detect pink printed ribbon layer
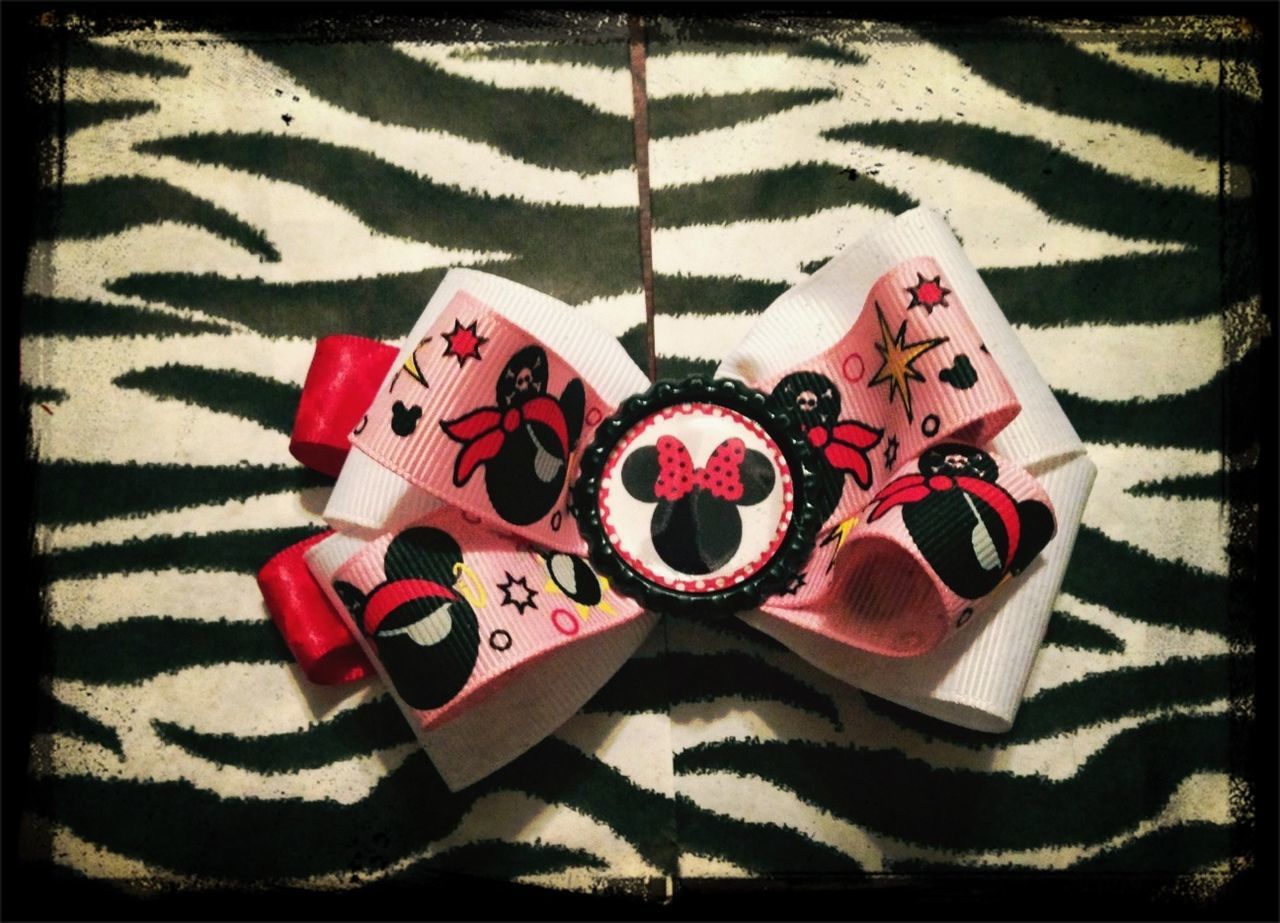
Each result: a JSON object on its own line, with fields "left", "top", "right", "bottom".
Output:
{"left": 349, "top": 293, "right": 615, "bottom": 554}
{"left": 760, "top": 444, "right": 1054, "bottom": 657}
{"left": 261, "top": 228, "right": 1067, "bottom": 788}
{"left": 731, "top": 255, "right": 1056, "bottom": 656}
{"left": 311, "top": 507, "right": 651, "bottom": 732}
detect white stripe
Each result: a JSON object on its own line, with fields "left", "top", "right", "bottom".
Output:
{"left": 668, "top": 607, "right": 1231, "bottom": 780}
{"left": 26, "top": 195, "right": 491, "bottom": 307}
{"left": 678, "top": 768, "right": 1233, "bottom": 871}
{"left": 47, "top": 571, "right": 269, "bottom": 628}
{"left": 28, "top": 819, "right": 196, "bottom": 886}
{"left": 1080, "top": 443, "right": 1227, "bottom": 577}
{"left": 68, "top": 36, "right": 637, "bottom": 206}
{"left": 21, "top": 333, "right": 311, "bottom": 467}
{"left": 42, "top": 667, "right": 404, "bottom": 804}
{"left": 51, "top": 663, "right": 378, "bottom": 738}
{"left": 678, "top": 853, "right": 753, "bottom": 879}
{"left": 648, "top": 37, "right": 1225, "bottom": 196}
{"left": 1025, "top": 592, "right": 1233, "bottom": 697}
{"left": 555, "top": 712, "right": 675, "bottom": 797}
{"left": 38, "top": 488, "right": 329, "bottom": 553}
{"left": 1046, "top": 29, "right": 1226, "bottom": 92}
{"left": 32, "top": 730, "right": 417, "bottom": 806}
{"left": 1019, "top": 315, "right": 1226, "bottom": 401}
{"left": 396, "top": 42, "right": 635, "bottom": 116}
{"left": 285, "top": 792, "right": 655, "bottom": 888}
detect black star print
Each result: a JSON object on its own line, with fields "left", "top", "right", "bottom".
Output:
{"left": 778, "top": 571, "right": 806, "bottom": 597}
{"left": 883, "top": 435, "right": 900, "bottom": 469}
{"left": 905, "top": 273, "right": 951, "bottom": 314}
{"left": 497, "top": 572, "right": 538, "bottom": 615}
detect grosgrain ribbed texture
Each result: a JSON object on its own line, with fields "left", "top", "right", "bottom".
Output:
{"left": 325, "top": 448, "right": 442, "bottom": 536}
{"left": 304, "top": 531, "right": 368, "bottom": 583}
{"left": 323, "top": 269, "right": 649, "bottom": 536}
{"left": 727, "top": 207, "right": 1093, "bottom": 731}
{"left": 321, "top": 275, "right": 450, "bottom": 532}
{"left": 744, "top": 447, "right": 1095, "bottom": 731}
{"left": 443, "top": 269, "right": 650, "bottom": 406}
{"left": 718, "top": 207, "right": 1084, "bottom": 470}
{"left": 304, "top": 512, "right": 660, "bottom": 791}
{"left": 419, "top": 613, "right": 659, "bottom": 790}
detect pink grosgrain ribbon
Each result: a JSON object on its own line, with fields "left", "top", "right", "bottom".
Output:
{"left": 258, "top": 258, "right": 1057, "bottom": 789}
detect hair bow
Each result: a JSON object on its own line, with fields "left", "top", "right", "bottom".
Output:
{"left": 257, "top": 209, "right": 1091, "bottom": 790}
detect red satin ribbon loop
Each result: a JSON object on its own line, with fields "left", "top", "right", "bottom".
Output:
{"left": 290, "top": 335, "right": 399, "bottom": 477}
{"left": 257, "top": 530, "right": 373, "bottom": 684}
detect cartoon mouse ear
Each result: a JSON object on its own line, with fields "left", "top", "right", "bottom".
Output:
{"left": 1009, "top": 500, "right": 1056, "bottom": 576}
{"left": 918, "top": 443, "right": 999, "bottom": 481}
{"left": 333, "top": 580, "right": 368, "bottom": 623}
{"left": 737, "top": 449, "right": 777, "bottom": 506}
{"left": 620, "top": 445, "right": 661, "bottom": 502}
{"left": 560, "top": 378, "right": 586, "bottom": 448}
{"left": 384, "top": 527, "right": 464, "bottom": 584}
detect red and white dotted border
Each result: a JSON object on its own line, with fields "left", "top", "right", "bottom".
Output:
{"left": 597, "top": 402, "right": 795, "bottom": 593}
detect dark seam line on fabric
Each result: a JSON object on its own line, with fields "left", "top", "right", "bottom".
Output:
{"left": 627, "top": 18, "right": 677, "bottom": 880}
{"left": 628, "top": 14, "right": 658, "bottom": 383}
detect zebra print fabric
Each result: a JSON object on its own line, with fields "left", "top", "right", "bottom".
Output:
{"left": 16, "top": 12, "right": 1264, "bottom": 900}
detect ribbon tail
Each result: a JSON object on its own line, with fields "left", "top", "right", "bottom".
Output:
{"left": 440, "top": 407, "right": 503, "bottom": 442}
{"left": 824, "top": 442, "right": 873, "bottom": 490}
{"left": 866, "top": 474, "right": 929, "bottom": 521}
{"left": 453, "top": 429, "right": 507, "bottom": 486}
{"left": 831, "top": 420, "right": 883, "bottom": 450}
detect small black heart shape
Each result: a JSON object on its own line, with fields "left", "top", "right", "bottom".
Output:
{"left": 939, "top": 354, "right": 978, "bottom": 390}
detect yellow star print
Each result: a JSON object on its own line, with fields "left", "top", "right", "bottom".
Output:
{"left": 867, "top": 302, "right": 948, "bottom": 423}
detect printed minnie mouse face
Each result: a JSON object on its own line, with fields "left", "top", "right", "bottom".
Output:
{"left": 621, "top": 436, "right": 776, "bottom": 575}
{"left": 873, "top": 443, "right": 1054, "bottom": 600}
{"left": 771, "top": 371, "right": 841, "bottom": 430}
{"left": 597, "top": 402, "right": 795, "bottom": 593}
{"left": 768, "top": 371, "right": 882, "bottom": 524}
{"left": 333, "top": 527, "right": 480, "bottom": 711}
{"left": 441, "top": 345, "right": 586, "bottom": 527}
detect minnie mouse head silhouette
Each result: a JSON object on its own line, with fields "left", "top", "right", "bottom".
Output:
{"left": 769, "top": 371, "right": 882, "bottom": 524}
{"left": 868, "top": 443, "right": 1055, "bottom": 599}
{"left": 441, "top": 345, "right": 586, "bottom": 526}
{"left": 620, "top": 435, "right": 776, "bottom": 575}
{"left": 333, "top": 527, "right": 480, "bottom": 711}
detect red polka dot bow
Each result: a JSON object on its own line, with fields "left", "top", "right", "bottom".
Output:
{"left": 653, "top": 436, "right": 747, "bottom": 502}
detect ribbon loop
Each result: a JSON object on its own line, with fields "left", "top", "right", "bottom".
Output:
{"left": 761, "top": 442, "right": 1055, "bottom": 657}
{"left": 289, "top": 335, "right": 399, "bottom": 477}
{"left": 345, "top": 287, "right": 643, "bottom": 552}
{"left": 257, "top": 530, "right": 373, "bottom": 685}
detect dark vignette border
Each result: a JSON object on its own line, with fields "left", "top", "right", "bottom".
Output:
{"left": 1, "top": 2, "right": 1274, "bottom": 921}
